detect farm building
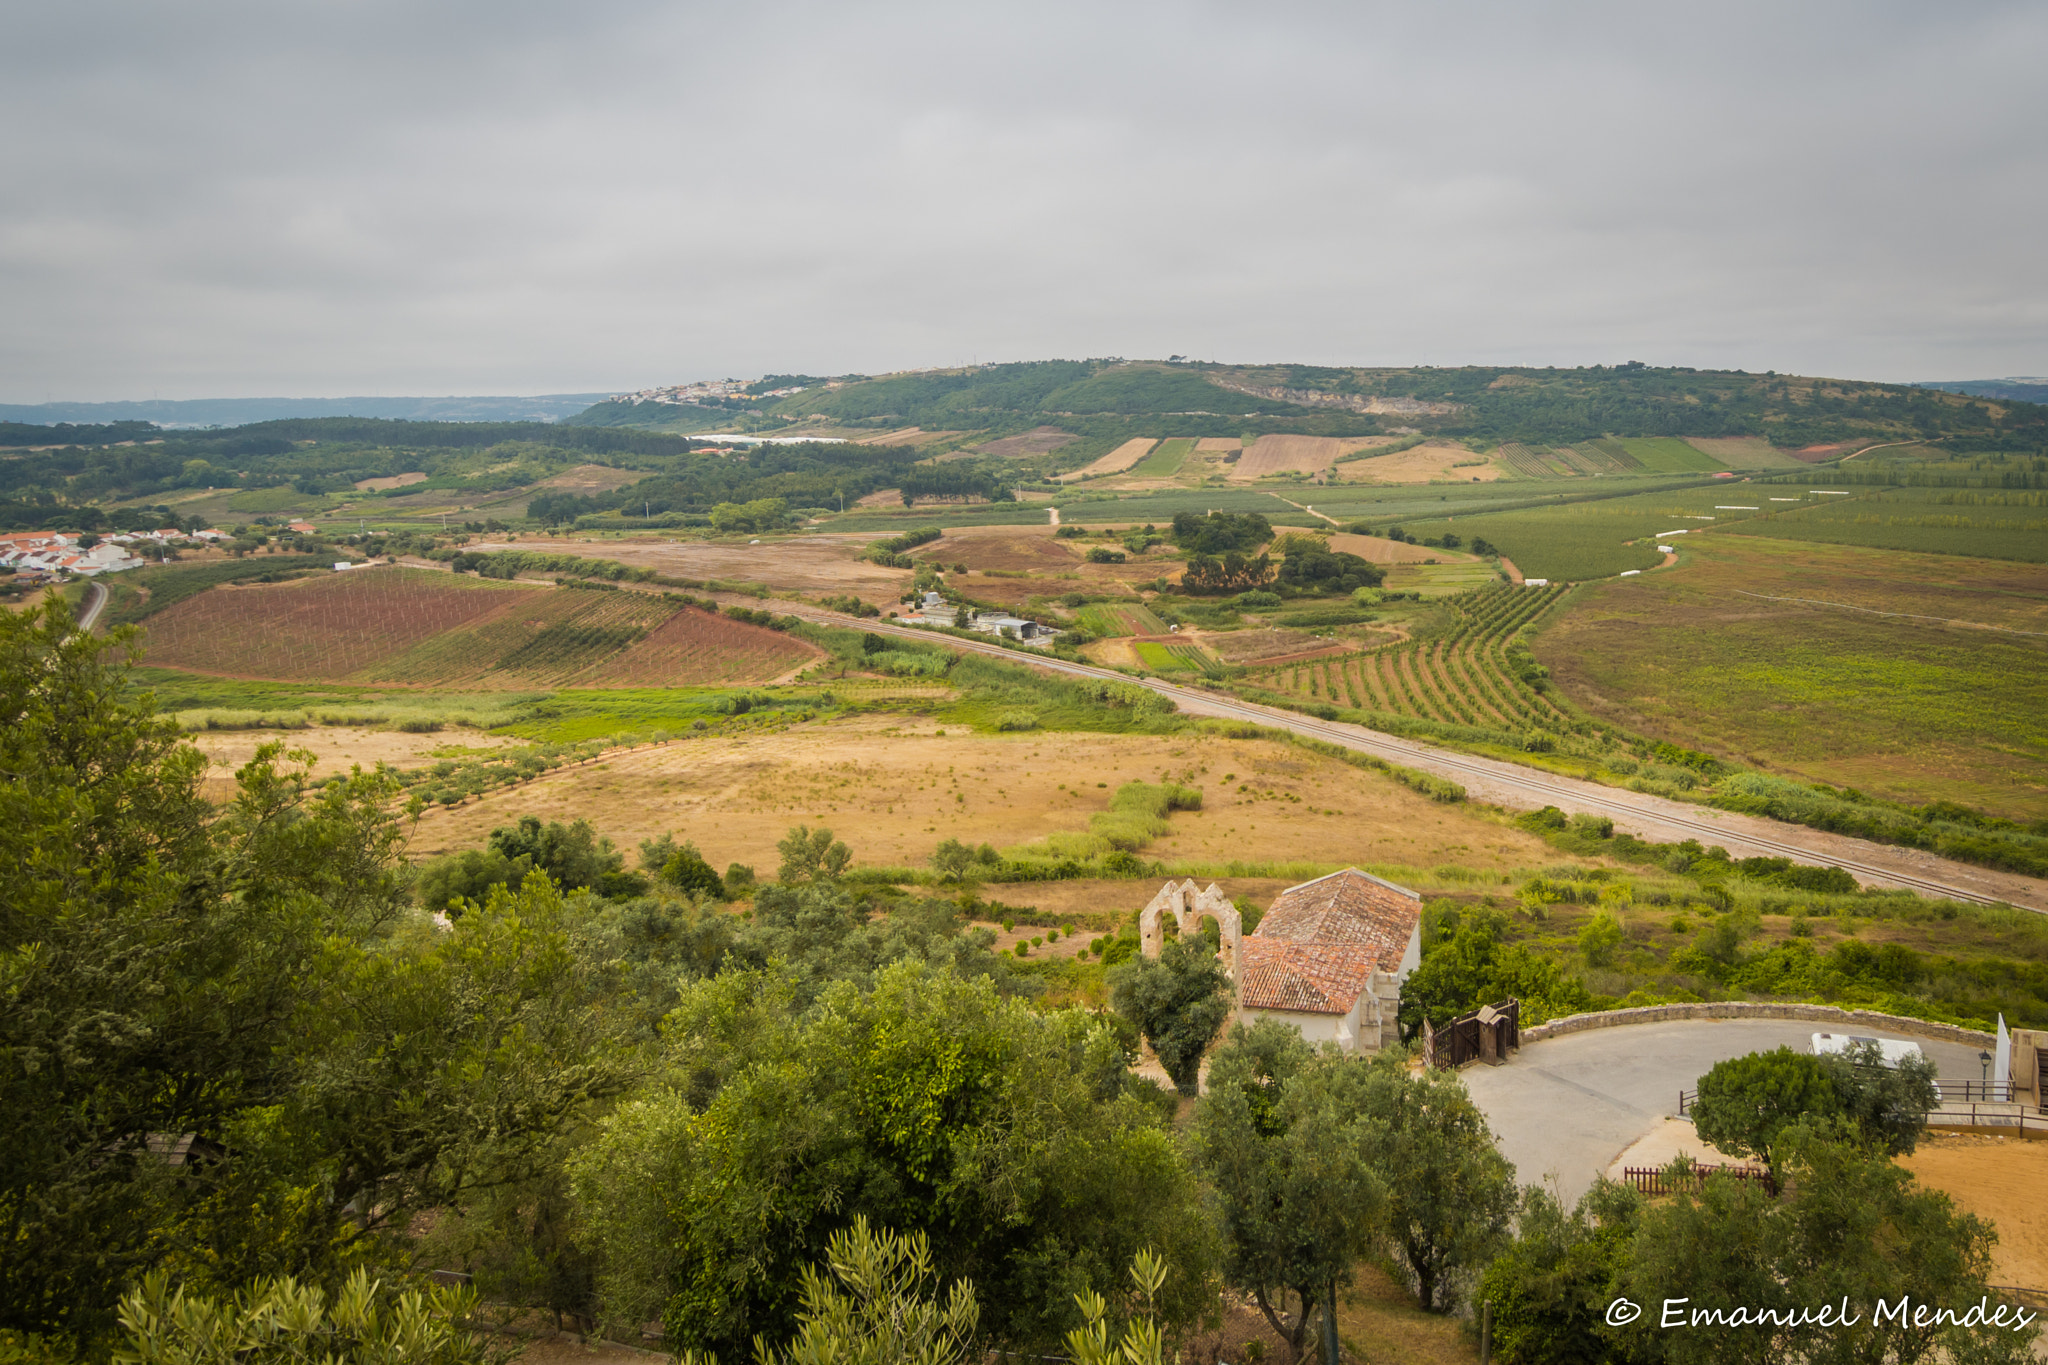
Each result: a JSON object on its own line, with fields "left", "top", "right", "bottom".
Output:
{"left": 1141, "top": 868, "right": 1424, "bottom": 1055}
{"left": 1237, "top": 869, "right": 1423, "bottom": 1053}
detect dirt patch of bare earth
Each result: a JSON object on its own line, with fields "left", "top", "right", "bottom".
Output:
{"left": 1228, "top": 434, "right": 1379, "bottom": 481}
{"left": 408, "top": 718, "right": 1561, "bottom": 893}
{"left": 466, "top": 534, "right": 909, "bottom": 599}
{"left": 973, "top": 425, "right": 1078, "bottom": 458}
{"left": 1058, "top": 438, "right": 1157, "bottom": 482}
{"left": 852, "top": 427, "right": 968, "bottom": 447}
{"left": 1899, "top": 1134, "right": 2048, "bottom": 1290}
{"left": 353, "top": 472, "right": 428, "bottom": 491}
{"left": 1336, "top": 441, "right": 1503, "bottom": 484}
{"left": 1327, "top": 532, "right": 1480, "bottom": 565}
{"left": 1682, "top": 436, "right": 1803, "bottom": 469}
{"left": 532, "top": 464, "right": 646, "bottom": 494}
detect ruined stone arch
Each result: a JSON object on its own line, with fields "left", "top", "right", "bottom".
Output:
{"left": 1139, "top": 879, "right": 1242, "bottom": 979}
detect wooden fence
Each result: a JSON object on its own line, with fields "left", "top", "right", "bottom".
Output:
{"left": 1622, "top": 1163, "right": 1771, "bottom": 1196}
{"left": 1423, "top": 999, "right": 1520, "bottom": 1069}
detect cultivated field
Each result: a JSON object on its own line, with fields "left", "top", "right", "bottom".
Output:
{"left": 910, "top": 527, "right": 1082, "bottom": 573}
{"left": 1245, "top": 582, "right": 1579, "bottom": 737}
{"left": 973, "top": 426, "right": 1077, "bottom": 458}
{"left": 141, "top": 569, "right": 528, "bottom": 679}
{"left": 1682, "top": 436, "right": 1805, "bottom": 469}
{"left": 530, "top": 463, "right": 645, "bottom": 495}
{"left": 1059, "top": 438, "right": 1158, "bottom": 481}
{"left": 138, "top": 568, "right": 814, "bottom": 689}
{"left": 576, "top": 607, "right": 822, "bottom": 685}
{"left": 1336, "top": 441, "right": 1503, "bottom": 484}
{"left": 1327, "top": 531, "right": 1482, "bottom": 565}
{"left": 1723, "top": 485, "right": 2048, "bottom": 563}
{"left": 1228, "top": 435, "right": 1375, "bottom": 481}
{"left": 1536, "top": 535, "right": 2048, "bottom": 817}
{"left": 1074, "top": 602, "right": 1168, "bottom": 636}
{"left": 466, "top": 534, "right": 909, "bottom": 598}
{"left": 408, "top": 716, "right": 1566, "bottom": 891}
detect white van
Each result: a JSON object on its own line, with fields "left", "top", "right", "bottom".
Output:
{"left": 1811, "top": 1033, "right": 1924, "bottom": 1067}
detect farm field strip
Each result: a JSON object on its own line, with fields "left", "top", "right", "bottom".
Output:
{"left": 1128, "top": 437, "right": 1194, "bottom": 478}
{"left": 1245, "top": 582, "right": 1574, "bottom": 737}
{"left": 1059, "top": 438, "right": 1157, "bottom": 481}
{"left": 140, "top": 568, "right": 532, "bottom": 680}
{"left": 740, "top": 602, "right": 2048, "bottom": 908}
{"left": 1075, "top": 602, "right": 1170, "bottom": 636}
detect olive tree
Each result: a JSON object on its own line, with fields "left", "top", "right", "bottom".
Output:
{"left": 1108, "top": 936, "right": 1232, "bottom": 1096}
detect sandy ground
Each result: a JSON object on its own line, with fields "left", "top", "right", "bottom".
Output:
{"left": 1059, "top": 438, "right": 1157, "bottom": 481}
{"left": 1604, "top": 1117, "right": 1748, "bottom": 1178}
{"left": 1900, "top": 1134, "right": 2048, "bottom": 1290}
{"left": 189, "top": 727, "right": 521, "bottom": 789}
{"left": 407, "top": 716, "right": 1562, "bottom": 882}
{"left": 467, "top": 534, "right": 910, "bottom": 598}
{"left": 1337, "top": 441, "right": 1503, "bottom": 484}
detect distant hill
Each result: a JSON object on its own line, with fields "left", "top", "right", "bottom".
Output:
{"left": 1915, "top": 378, "right": 2048, "bottom": 405}
{"left": 0, "top": 393, "right": 612, "bottom": 429}
{"left": 567, "top": 359, "right": 2048, "bottom": 452}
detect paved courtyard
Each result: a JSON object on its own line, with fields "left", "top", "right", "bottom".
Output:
{"left": 1461, "top": 1019, "right": 1989, "bottom": 1205}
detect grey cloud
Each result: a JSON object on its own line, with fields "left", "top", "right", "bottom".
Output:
{"left": 3, "top": 0, "right": 2044, "bottom": 400}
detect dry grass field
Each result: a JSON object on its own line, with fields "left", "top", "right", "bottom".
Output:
{"left": 189, "top": 726, "right": 523, "bottom": 796}
{"left": 910, "top": 526, "right": 1082, "bottom": 573}
{"left": 407, "top": 717, "right": 1561, "bottom": 899}
{"left": 1681, "top": 436, "right": 1805, "bottom": 469}
{"left": 1898, "top": 1134, "right": 2048, "bottom": 1290}
{"left": 1059, "top": 438, "right": 1158, "bottom": 481}
{"left": 1336, "top": 441, "right": 1504, "bottom": 484}
{"left": 352, "top": 471, "right": 428, "bottom": 491}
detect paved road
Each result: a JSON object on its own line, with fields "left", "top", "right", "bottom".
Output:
{"left": 1460, "top": 1020, "right": 1990, "bottom": 1205}
{"left": 75, "top": 580, "right": 108, "bottom": 631}
{"left": 758, "top": 602, "right": 2048, "bottom": 912}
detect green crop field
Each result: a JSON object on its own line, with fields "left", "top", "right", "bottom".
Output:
{"left": 1383, "top": 561, "right": 1501, "bottom": 596}
{"left": 1128, "top": 437, "right": 1193, "bottom": 478}
{"left": 1243, "top": 582, "right": 1576, "bottom": 739}
{"left": 1536, "top": 536, "right": 2048, "bottom": 818}
{"left": 1618, "top": 437, "right": 1729, "bottom": 473}
{"left": 1132, "top": 640, "right": 1215, "bottom": 673}
{"left": 1722, "top": 486, "right": 2048, "bottom": 562}
{"left": 1075, "top": 602, "right": 1168, "bottom": 636}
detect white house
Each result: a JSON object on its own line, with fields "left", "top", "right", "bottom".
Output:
{"left": 1234, "top": 869, "right": 1424, "bottom": 1053}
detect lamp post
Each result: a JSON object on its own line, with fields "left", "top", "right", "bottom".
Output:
{"left": 1980, "top": 1050, "right": 1993, "bottom": 1098}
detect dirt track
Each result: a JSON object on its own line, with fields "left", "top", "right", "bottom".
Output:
{"left": 757, "top": 603, "right": 2048, "bottom": 912}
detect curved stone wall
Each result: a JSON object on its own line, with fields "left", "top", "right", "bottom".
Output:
{"left": 1519, "top": 1001, "right": 1994, "bottom": 1049}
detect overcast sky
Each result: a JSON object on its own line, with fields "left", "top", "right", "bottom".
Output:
{"left": 4, "top": 1, "right": 2045, "bottom": 401}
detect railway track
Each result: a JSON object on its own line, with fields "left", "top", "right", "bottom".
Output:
{"left": 764, "top": 602, "right": 2040, "bottom": 911}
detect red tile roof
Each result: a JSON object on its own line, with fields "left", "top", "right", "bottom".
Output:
{"left": 1255, "top": 868, "right": 1421, "bottom": 959}
{"left": 1237, "top": 869, "right": 1422, "bottom": 1017}
{"left": 1238, "top": 938, "right": 1381, "bottom": 1014}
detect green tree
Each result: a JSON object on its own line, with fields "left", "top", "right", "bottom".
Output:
{"left": 1577, "top": 911, "right": 1624, "bottom": 968}
{"left": 1614, "top": 1126, "right": 2036, "bottom": 1365}
{"left": 572, "top": 962, "right": 1213, "bottom": 1358}
{"left": 1397, "top": 916, "right": 1593, "bottom": 1037}
{"left": 1190, "top": 1022, "right": 1387, "bottom": 1363}
{"left": 1108, "top": 937, "right": 1232, "bottom": 1096}
{"left": 778, "top": 824, "right": 853, "bottom": 884}
{"left": 1478, "top": 1181, "right": 1643, "bottom": 1365}
{"left": 1359, "top": 1063, "right": 1516, "bottom": 1312}
{"left": 1688, "top": 1047, "right": 1841, "bottom": 1180}
{"left": 1822, "top": 1039, "right": 1940, "bottom": 1156}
